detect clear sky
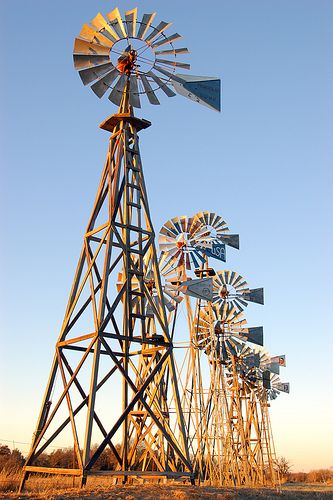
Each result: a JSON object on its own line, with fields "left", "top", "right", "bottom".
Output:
{"left": 1, "top": 0, "right": 332, "bottom": 473}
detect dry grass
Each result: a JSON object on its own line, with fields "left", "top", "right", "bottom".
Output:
{"left": 1, "top": 473, "right": 333, "bottom": 500}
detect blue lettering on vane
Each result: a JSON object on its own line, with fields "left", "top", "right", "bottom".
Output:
{"left": 197, "top": 242, "right": 226, "bottom": 262}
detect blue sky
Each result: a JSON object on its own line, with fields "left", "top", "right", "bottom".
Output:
{"left": 1, "top": 0, "right": 332, "bottom": 472}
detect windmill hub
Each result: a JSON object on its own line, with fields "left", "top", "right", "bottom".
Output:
{"left": 145, "top": 278, "right": 155, "bottom": 292}
{"left": 215, "top": 325, "right": 222, "bottom": 335}
{"left": 117, "top": 48, "right": 138, "bottom": 75}
{"left": 111, "top": 38, "right": 155, "bottom": 76}
{"left": 176, "top": 233, "right": 190, "bottom": 249}
{"left": 218, "top": 284, "right": 229, "bottom": 299}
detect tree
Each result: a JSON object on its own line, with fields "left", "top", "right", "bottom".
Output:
{"left": 274, "top": 456, "right": 292, "bottom": 481}
{"left": 48, "top": 447, "right": 78, "bottom": 468}
{"left": 0, "top": 445, "right": 24, "bottom": 474}
{"left": 307, "top": 469, "right": 333, "bottom": 483}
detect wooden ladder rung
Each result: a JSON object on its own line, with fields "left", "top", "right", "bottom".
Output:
{"left": 128, "top": 202, "right": 141, "bottom": 209}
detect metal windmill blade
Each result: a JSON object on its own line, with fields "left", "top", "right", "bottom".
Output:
{"left": 223, "top": 342, "right": 262, "bottom": 394}
{"left": 193, "top": 211, "right": 240, "bottom": 251}
{"left": 195, "top": 304, "right": 249, "bottom": 363}
{"left": 73, "top": 8, "right": 221, "bottom": 111}
{"left": 187, "top": 211, "right": 238, "bottom": 264}
{"left": 195, "top": 303, "right": 263, "bottom": 360}
{"left": 158, "top": 256, "right": 185, "bottom": 311}
{"left": 195, "top": 305, "right": 237, "bottom": 358}
{"left": 259, "top": 373, "right": 290, "bottom": 401}
{"left": 158, "top": 215, "right": 207, "bottom": 272}
{"left": 212, "top": 270, "right": 264, "bottom": 312}
{"left": 256, "top": 350, "right": 290, "bottom": 400}
{"left": 117, "top": 257, "right": 183, "bottom": 314}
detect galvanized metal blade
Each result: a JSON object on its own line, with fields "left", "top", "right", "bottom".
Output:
{"left": 235, "top": 297, "right": 248, "bottom": 309}
{"left": 190, "top": 251, "right": 201, "bottom": 269}
{"left": 159, "top": 243, "right": 178, "bottom": 253}
{"left": 137, "top": 13, "right": 156, "bottom": 39}
{"left": 155, "top": 47, "right": 189, "bottom": 55}
{"left": 159, "top": 237, "right": 177, "bottom": 249}
{"left": 185, "top": 252, "right": 191, "bottom": 270}
{"left": 160, "top": 219, "right": 178, "bottom": 236}
{"left": 151, "top": 33, "right": 182, "bottom": 48}
{"left": 148, "top": 71, "right": 176, "bottom": 96}
{"left": 108, "top": 74, "right": 127, "bottom": 106}
{"left": 79, "top": 23, "right": 114, "bottom": 47}
{"left": 74, "top": 38, "right": 111, "bottom": 56}
{"left": 165, "top": 299, "right": 176, "bottom": 312}
{"left": 106, "top": 8, "right": 127, "bottom": 39}
{"left": 155, "top": 64, "right": 188, "bottom": 84}
{"left": 156, "top": 58, "right": 190, "bottom": 70}
{"left": 232, "top": 274, "right": 244, "bottom": 288}
{"left": 159, "top": 233, "right": 176, "bottom": 243}
{"left": 145, "top": 21, "right": 172, "bottom": 43}
{"left": 245, "top": 352, "right": 260, "bottom": 368}
{"left": 168, "top": 217, "right": 182, "bottom": 233}
{"left": 79, "top": 62, "right": 114, "bottom": 85}
{"left": 73, "top": 54, "right": 110, "bottom": 70}
{"left": 213, "top": 214, "right": 228, "bottom": 230}
{"left": 171, "top": 73, "right": 221, "bottom": 112}
{"left": 125, "top": 8, "right": 137, "bottom": 37}
{"left": 159, "top": 228, "right": 177, "bottom": 240}
{"left": 208, "top": 212, "right": 216, "bottom": 226}
{"left": 226, "top": 304, "right": 240, "bottom": 322}
{"left": 224, "top": 271, "right": 231, "bottom": 284}
{"left": 197, "top": 211, "right": 211, "bottom": 227}
{"left": 160, "top": 247, "right": 180, "bottom": 260}
{"left": 161, "top": 250, "right": 182, "bottom": 272}
{"left": 163, "top": 288, "right": 182, "bottom": 303}
{"left": 140, "top": 74, "right": 160, "bottom": 105}
{"left": 91, "top": 67, "right": 119, "bottom": 98}
{"left": 90, "top": 13, "right": 119, "bottom": 42}
{"left": 229, "top": 271, "right": 237, "bottom": 287}
{"left": 236, "top": 283, "right": 249, "bottom": 294}
{"left": 129, "top": 74, "right": 141, "bottom": 108}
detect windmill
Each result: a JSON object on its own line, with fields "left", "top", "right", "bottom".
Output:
{"left": 195, "top": 274, "right": 269, "bottom": 486}
{"left": 158, "top": 212, "right": 242, "bottom": 483}
{"left": 160, "top": 207, "right": 285, "bottom": 487}
{"left": 20, "top": 7, "right": 221, "bottom": 491}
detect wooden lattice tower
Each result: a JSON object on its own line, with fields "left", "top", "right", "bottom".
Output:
{"left": 20, "top": 88, "right": 194, "bottom": 490}
{"left": 20, "top": 7, "right": 222, "bottom": 490}
{"left": 158, "top": 211, "right": 286, "bottom": 487}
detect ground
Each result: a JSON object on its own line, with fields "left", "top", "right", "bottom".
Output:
{"left": 1, "top": 481, "right": 333, "bottom": 500}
